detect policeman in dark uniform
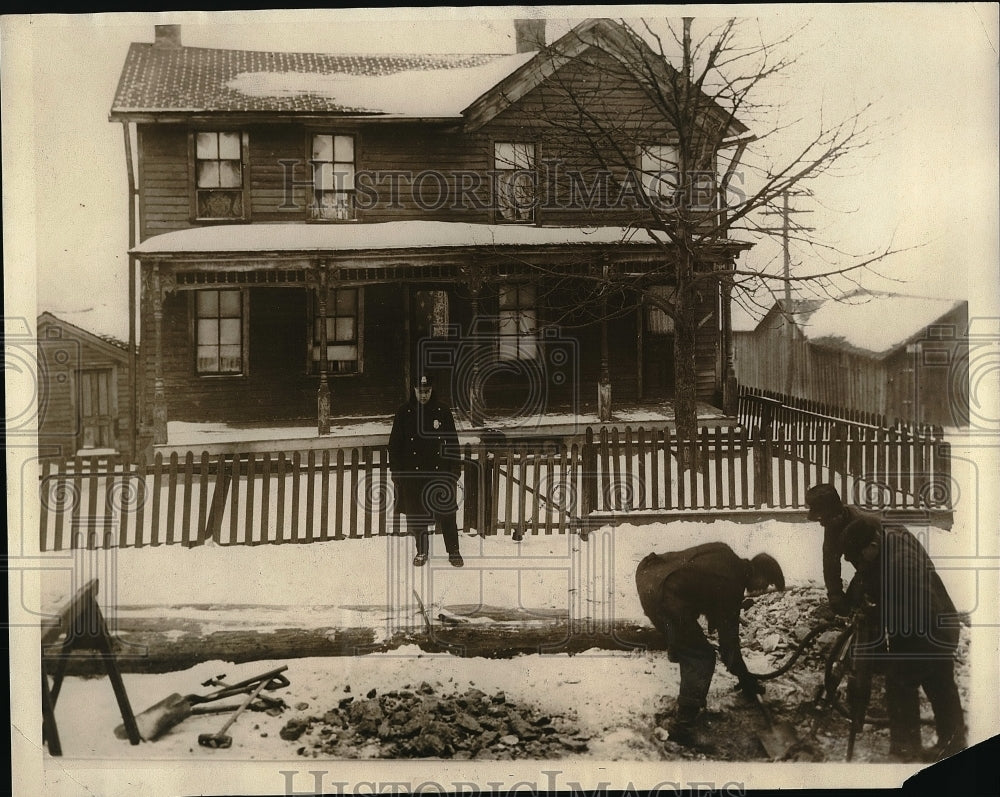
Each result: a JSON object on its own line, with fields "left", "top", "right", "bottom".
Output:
{"left": 805, "top": 483, "right": 884, "bottom": 615}
{"left": 388, "top": 373, "right": 464, "bottom": 567}
{"left": 842, "top": 517, "right": 966, "bottom": 761}
{"left": 635, "top": 542, "right": 785, "bottom": 745}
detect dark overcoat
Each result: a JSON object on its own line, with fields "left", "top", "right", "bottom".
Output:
{"left": 852, "top": 526, "right": 960, "bottom": 656}
{"left": 388, "top": 393, "right": 461, "bottom": 517}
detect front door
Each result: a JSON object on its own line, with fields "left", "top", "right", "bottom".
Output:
{"left": 78, "top": 368, "right": 116, "bottom": 450}
{"left": 410, "top": 288, "right": 453, "bottom": 402}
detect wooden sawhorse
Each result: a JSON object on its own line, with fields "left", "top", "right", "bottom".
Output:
{"left": 41, "top": 578, "right": 140, "bottom": 755}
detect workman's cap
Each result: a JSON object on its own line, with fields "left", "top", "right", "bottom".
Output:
{"left": 842, "top": 517, "right": 881, "bottom": 561}
{"left": 805, "top": 483, "right": 843, "bottom": 521}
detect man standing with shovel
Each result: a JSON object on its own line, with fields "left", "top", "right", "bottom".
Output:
{"left": 636, "top": 542, "right": 785, "bottom": 747}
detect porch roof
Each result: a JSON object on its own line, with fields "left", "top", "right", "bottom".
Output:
{"left": 131, "top": 221, "right": 677, "bottom": 258}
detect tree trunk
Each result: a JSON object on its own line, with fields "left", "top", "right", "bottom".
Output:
{"left": 673, "top": 263, "right": 700, "bottom": 470}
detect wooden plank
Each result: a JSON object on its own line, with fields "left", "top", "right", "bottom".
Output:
{"left": 39, "top": 460, "right": 52, "bottom": 552}
{"left": 636, "top": 428, "right": 647, "bottom": 511}
{"left": 321, "top": 450, "right": 331, "bottom": 541}
{"left": 334, "top": 448, "right": 345, "bottom": 540}
{"left": 649, "top": 428, "right": 660, "bottom": 510}
{"left": 229, "top": 452, "right": 242, "bottom": 545}
{"left": 350, "top": 448, "right": 360, "bottom": 538}
{"left": 611, "top": 428, "right": 622, "bottom": 512}
{"left": 726, "top": 427, "right": 737, "bottom": 509}
{"left": 149, "top": 453, "right": 162, "bottom": 547}
{"left": 518, "top": 448, "right": 528, "bottom": 539}
{"left": 275, "top": 452, "right": 287, "bottom": 542}
{"left": 290, "top": 451, "right": 301, "bottom": 542}
{"left": 181, "top": 451, "right": 194, "bottom": 546}
{"left": 597, "top": 428, "right": 609, "bottom": 513}
{"left": 165, "top": 452, "right": 178, "bottom": 545}
{"left": 776, "top": 427, "right": 787, "bottom": 508}
{"left": 544, "top": 451, "right": 555, "bottom": 534}
{"left": 663, "top": 428, "right": 674, "bottom": 511}
{"left": 84, "top": 457, "right": 100, "bottom": 549}
{"left": 118, "top": 456, "right": 132, "bottom": 549}
{"left": 305, "top": 450, "right": 316, "bottom": 543}
{"left": 260, "top": 452, "right": 271, "bottom": 544}
{"left": 713, "top": 426, "right": 724, "bottom": 510}
{"left": 244, "top": 452, "right": 257, "bottom": 545}
{"left": 556, "top": 448, "right": 567, "bottom": 535}
{"left": 377, "top": 449, "right": 388, "bottom": 537}
{"left": 362, "top": 449, "right": 373, "bottom": 538}
{"left": 503, "top": 450, "right": 514, "bottom": 537}
{"left": 101, "top": 458, "right": 116, "bottom": 549}
{"left": 532, "top": 451, "right": 542, "bottom": 535}
{"left": 624, "top": 427, "right": 634, "bottom": 512}
{"left": 133, "top": 453, "right": 146, "bottom": 548}
{"left": 197, "top": 452, "right": 210, "bottom": 543}
{"left": 739, "top": 427, "right": 750, "bottom": 509}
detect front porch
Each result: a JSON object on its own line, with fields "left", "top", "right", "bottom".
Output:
{"left": 160, "top": 400, "right": 731, "bottom": 455}
{"left": 132, "top": 221, "right": 741, "bottom": 452}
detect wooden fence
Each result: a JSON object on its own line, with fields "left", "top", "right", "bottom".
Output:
{"left": 738, "top": 385, "right": 945, "bottom": 440}
{"left": 39, "top": 422, "right": 953, "bottom": 551}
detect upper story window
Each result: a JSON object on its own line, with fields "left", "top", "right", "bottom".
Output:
{"left": 196, "top": 289, "right": 244, "bottom": 374}
{"left": 639, "top": 144, "right": 680, "bottom": 208}
{"left": 311, "top": 134, "right": 356, "bottom": 221}
{"left": 195, "top": 132, "right": 246, "bottom": 220}
{"left": 498, "top": 283, "right": 538, "bottom": 361}
{"left": 310, "top": 287, "right": 361, "bottom": 374}
{"left": 494, "top": 142, "right": 536, "bottom": 223}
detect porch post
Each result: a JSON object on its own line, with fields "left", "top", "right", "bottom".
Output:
{"left": 721, "top": 274, "right": 738, "bottom": 416}
{"left": 467, "top": 263, "right": 484, "bottom": 427}
{"left": 598, "top": 262, "right": 612, "bottom": 422}
{"left": 316, "top": 260, "right": 331, "bottom": 436}
{"left": 150, "top": 263, "right": 167, "bottom": 445}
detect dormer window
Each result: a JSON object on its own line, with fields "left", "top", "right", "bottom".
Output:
{"left": 311, "top": 134, "right": 356, "bottom": 221}
{"left": 195, "top": 131, "right": 247, "bottom": 220}
{"left": 494, "top": 142, "right": 536, "bottom": 223}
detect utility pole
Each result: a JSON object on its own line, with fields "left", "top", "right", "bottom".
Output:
{"left": 761, "top": 190, "right": 813, "bottom": 396}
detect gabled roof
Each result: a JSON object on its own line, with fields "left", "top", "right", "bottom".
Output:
{"left": 463, "top": 18, "right": 750, "bottom": 135}
{"left": 754, "top": 293, "right": 967, "bottom": 359}
{"left": 37, "top": 312, "right": 132, "bottom": 359}
{"left": 110, "top": 40, "right": 535, "bottom": 118}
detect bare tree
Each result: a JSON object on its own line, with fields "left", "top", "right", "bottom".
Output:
{"left": 504, "top": 17, "right": 906, "bottom": 459}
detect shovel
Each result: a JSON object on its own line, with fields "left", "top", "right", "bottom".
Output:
{"left": 753, "top": 694, "right": 801, "bottom": 761}
{"left": 115, "top": 664, "right": 289, "bottom": 741}
{"left": 197, "top": 674, "right": 274, "bottom": 749}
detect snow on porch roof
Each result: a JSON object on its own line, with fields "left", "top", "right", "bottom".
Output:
{"left": 130, "top": 221, "right": 668, "bottom": 256}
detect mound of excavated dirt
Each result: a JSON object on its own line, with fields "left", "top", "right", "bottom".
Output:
{"left": 282, "top": 682, "right": 591, "bottom": 760}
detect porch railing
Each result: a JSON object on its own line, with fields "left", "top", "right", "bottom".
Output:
{"left": 39, "top": 421, "right": 953, "bottom": 551}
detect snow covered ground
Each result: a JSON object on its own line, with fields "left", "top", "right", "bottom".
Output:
{"left": 34, "top": 512, "right": 993, "bottom": 792}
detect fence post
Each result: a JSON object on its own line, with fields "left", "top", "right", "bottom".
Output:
{"left": 753, "top": 426, "right": 772, "bottom": 508}
{"left": 581, "top": 428, "right": 597, "bottom": 534}
{"left": 205, "top": 454, "right": 232, "bottom": 545}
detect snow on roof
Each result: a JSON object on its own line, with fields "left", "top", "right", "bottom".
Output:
{"left": 131, "top": 221, "right": 665, "bottom": 256}
{"left": 225, "top": 52, "right": 536, "bottom": 117}
{"left": 38, "top": 308, "right": 131, "bottom": 349}
{"left": 112, "top": 42, "right": 534, "bottom": 117}
{"left": 797, "top": 293, "right": 965, "bottom": 358}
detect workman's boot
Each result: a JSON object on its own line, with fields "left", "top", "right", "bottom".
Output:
{"left": 668, "top": 705, "right": 700, "bottom": 747}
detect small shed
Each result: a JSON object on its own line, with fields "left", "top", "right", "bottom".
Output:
{"left": 733, "top": 293, "right": 969, "bottom": 428}
{"left": 37, "top": 312, "right": 133, "bottom": 459}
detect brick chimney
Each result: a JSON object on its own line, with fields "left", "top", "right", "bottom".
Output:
{"left": 154, "top": 24, "right": 182, "bottom": 49}
{"left": 514, "top": 18, "right": 545, "bottom": 53}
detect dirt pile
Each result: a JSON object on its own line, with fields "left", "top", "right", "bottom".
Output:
{"left": 282, "top": 681, "right": 590, "bottom": 759}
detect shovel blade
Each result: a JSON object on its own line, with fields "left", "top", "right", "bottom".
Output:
{"left": 198, "top": 733, "right": 232, "bottom": 749}
{"left": 115, "top": 693, "right": 193, "bottom": 741}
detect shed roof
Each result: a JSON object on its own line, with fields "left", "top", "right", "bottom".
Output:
{"left": 759, "top": 293, "right": 967, "bottom": 359}
{"left": 37, "top": 312, "right": 132, "bottom": 358}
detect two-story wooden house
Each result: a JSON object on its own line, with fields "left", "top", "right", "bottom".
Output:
{"left": 111, "top": 18, "right": 750, "bottom": 451}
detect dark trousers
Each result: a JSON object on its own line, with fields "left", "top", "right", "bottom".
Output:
{"left": 410, "top": 512, "right": 460, "bottom": 556}
{"left": 885, "top": 655, "right": 965, "bottom": 756}
{"left": 659, "top": 596, "right": 716, "bottom": 713}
